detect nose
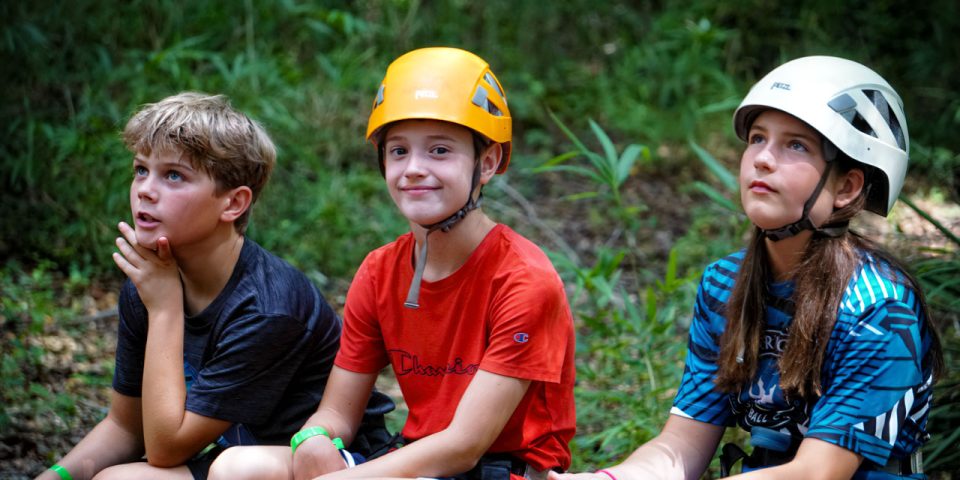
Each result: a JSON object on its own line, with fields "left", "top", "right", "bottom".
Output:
{"left": 752, "top": 144, "right": 777, "bottom": 172}
{"left": 402, "top": 151, "right": 428, "bottom": 178}
{"left": 135, "top": 173, "right": 158, "bottom": 201}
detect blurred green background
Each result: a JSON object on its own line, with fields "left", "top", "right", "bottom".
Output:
{"left": 2, "top": 0, "right": 958, "bottom": 477}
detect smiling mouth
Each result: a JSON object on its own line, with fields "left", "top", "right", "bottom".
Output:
{"left": 401, "top": 186, "right": 439, "bottom": 193}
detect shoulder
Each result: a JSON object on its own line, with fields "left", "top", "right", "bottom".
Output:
{"left": 492, "top": 226, "right": 558, "bottom": 272}
{"left": 242, "top": 240, "right": 316, "bottom": 295}
{"left": 233, "top": 240, "right": 336, "bottom": 325}
{"left": 346, "top": 233, "right": 414, "bottom": 290}
{"left": 487, "top": 226, "right": 565, "bottom": 290}
{"left": 832, "top": 250, "right": 927, "bottom": 350}
{"left": 697, "top": 250, "right": 744, "bottom": 302}
{"left": 839, "top": 250, "right": 921, "bottom": 317}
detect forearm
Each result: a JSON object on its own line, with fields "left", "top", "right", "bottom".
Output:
{"left": 726, "top": 438, "right": 860, "bottom": 480}
{"left": 604, "top": 416, "right": 722, "bottom": 480}
{"left": 317, "top": 427, "right": 478, "bottom": 479}
{"left": 602, "top": 440, "right": 696, "bottom": 480}
{"left": 141, "top": 306, "right": 189, "bottom": 464}
{"left": 36, "top": 414, "right": 144, "bottom": 480}
{"left": 300, "top": 406, "right": 361, "bottom": 447}
{"left": 317, "top": 371, "right": 529, "bottom": 479}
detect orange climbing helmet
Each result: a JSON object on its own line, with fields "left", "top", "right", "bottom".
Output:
{"left": 366, "top": 47, "right": 513, "bottom": 173}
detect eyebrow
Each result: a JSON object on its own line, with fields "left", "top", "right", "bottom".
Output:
{"left": 385, "top": 133, "right": 460, "bottom": 143}
{"left": 749, "top": 123, "right": 820, "bottom": 144}
{"left": 132, "top": 154, "right": 198, "bottom": 171}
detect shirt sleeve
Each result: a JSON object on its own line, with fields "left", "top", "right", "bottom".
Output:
{"left": 805, "top": 300, "right": 925, "bottom": 466}
{"left": 185, "top": 313, "right": 314, "bottom": 425}
{"left": 335, "top": 257, "right": 390, "bottom": 373}
{"left": 671, "top": 264, "right": 735, "bottom": 426}
{"left": 479, "top": 265, "right": 571, "bottom": 384}
{"left": 112, "top": 280, "right": 147, "bottom": 397}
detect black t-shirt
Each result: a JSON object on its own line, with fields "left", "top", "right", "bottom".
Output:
{"left": 113, "top": 239, "right": 341, "bottom": 444}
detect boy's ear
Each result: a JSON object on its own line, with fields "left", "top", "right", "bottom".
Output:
{"left": 478, "top": 143, "right": 502, "bottom": 185}
{"left": 833, "top": 168, "right": 865, "bottom": 209}
{"left": 220, "top": 186, "right": 253, "bottom": 223}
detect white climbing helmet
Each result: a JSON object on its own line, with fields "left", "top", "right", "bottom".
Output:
{"left": 734, "top": 56, "right": 909, "bottom": 217}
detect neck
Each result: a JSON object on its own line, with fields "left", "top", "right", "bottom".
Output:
{"left": 411, "top": 209, "right": 496, "bottom": 282}
{"left": 763, "top": 231, "right": 811, "bottom": 281}
{"left": 174, "top": 225, "right": 245, "bottom": 315}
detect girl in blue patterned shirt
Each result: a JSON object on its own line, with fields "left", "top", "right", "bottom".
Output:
{"left": 552, "top": 57, "right": 944, "bottom": 480}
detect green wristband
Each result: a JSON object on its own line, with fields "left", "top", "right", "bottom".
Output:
{"left": 50, "top": 465, "right": 73, "bottom": 480}
{"left": 290, "top": 426, "right": 345, "bottom": 453}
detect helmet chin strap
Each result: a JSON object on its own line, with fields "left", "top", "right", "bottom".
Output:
{"left": 403, "top": 163, "right": 483, "bottom": 309}
{"left": 761, "top": 142, "right": 849, "bottom": 241}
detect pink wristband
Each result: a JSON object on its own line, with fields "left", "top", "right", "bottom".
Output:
{"left": 596, "top": 470, "right": 618, "bottom": 480}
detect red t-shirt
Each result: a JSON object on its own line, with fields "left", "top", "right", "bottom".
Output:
{"left": 335, "top": 224, "right": 576, "bottom": 471}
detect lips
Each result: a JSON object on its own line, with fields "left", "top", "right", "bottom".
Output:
{"left": 749, "top": 180, "right": 777, "bottom": 193}
{"left": 135, "top": 211, "right": 160, "bottom": 228}
{"left": 400, "top": 185, "right": 440, "bottom": 195}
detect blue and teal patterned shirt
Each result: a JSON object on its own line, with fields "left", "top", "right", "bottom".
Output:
{"left": 672, "top": 249, "right": 935, "bottom": 479}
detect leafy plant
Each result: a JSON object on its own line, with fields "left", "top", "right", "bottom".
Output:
{"left": 536, "top": 111, "right": 651, "bottom": 213}
{"left": 0, "top": 261, "right": 109, "bottom": 436}
{"left": 551, "top": 246, "right": 696, "bottom": 470}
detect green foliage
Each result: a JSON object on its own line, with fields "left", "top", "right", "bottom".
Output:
{"left": 688, "top": 139, "right": 741, "bottom": 213}
{"left": 551, "top": 245, "right": 697, "bottom": 470}
{"left": 896, "top": 200, "right": 960, "bottom": 474}
{"left": 926, "top": 333, "right": 960, "bottom": 472}
{"left": 0, "top": 261, "right": 111, "bottom": 436}
{"left": 4, "top": 0, "right": 958, "bottom": 279}
{"left": 536, "top": 112, "right": 651, "bottom": 216}
{"left": 538, "top": 121, "right": 706, "bottom": 469}
{"left": 3, "top": 0, "right": 959, "bottom": 475}
{"left": 253, "top": 167, "right": 408, "bottom": 282}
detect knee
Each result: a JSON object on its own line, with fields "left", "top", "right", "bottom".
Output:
{"left": 91, "top": 464, "right": 128, "bottom": 480}
{"left": 208, "top": 446, "right": 290, "bottom": 480}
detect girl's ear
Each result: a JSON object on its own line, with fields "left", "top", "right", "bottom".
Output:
{"left": 478, "top": 143, "right": 502, "bottom": 185}
{"left": 220, "top": 186, "right": 253, "bottom": 223}
{"left": 833, "top": 168, "right": 865, "bottom": 209}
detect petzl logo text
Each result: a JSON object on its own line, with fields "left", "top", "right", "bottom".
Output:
{"left": 771, "top": 82, "right": 791, "bottom": 91}
{"left": 513, "top": 332, "right": 530, "bottom": 343}
{"left": 415, "top": 89, "right": 438, "bottom": 99}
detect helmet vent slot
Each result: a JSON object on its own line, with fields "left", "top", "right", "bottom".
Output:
{"left": 863, "top": 89, "right": 906, "bottom": 150}
{"left": 850, "top": 111, "right": 877, "bottom": 139}
{"left": 374, "top": 84, "right": 385, "bottom": 109}
{"left": 471, "top": 86, "right": 503, "bottom": 116}
{"left": 483, "top": 73, "right": 504, "bottom": 99}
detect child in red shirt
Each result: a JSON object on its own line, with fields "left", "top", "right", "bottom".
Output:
{"left": 209, "top": 47, "right": 576, "bottom": 480}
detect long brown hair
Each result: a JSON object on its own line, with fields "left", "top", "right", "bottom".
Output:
{"left": 714, "top": 163, "right": 945, "bottom": 399}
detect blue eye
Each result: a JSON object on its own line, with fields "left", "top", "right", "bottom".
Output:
{"left": 134, "top": 165, "right": 147, "bottom": 176}
{"left": 389, "top": 146, "right": 407, "bottom": 156}
{"left": 166, "top": 170, "right": 183, "bottom": 181}
{"left": 433, "top": 146, "right": 449, "bottom": 155}
{"left": 789, "top": 141, "right": 808, "bottom": 152}
{"left": 749, "top": 133, "right": 765, "bottom": 144}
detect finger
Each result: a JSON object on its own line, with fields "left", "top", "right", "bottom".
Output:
{"left": 156, "top": 237, "right": 174, "bottom": 262}
{"left": 118, "top": 221, "right": 157, "bottom": 258}
{"left": 118, "top": 221, "right": 138, "bottom": 246}
{"left": 115, "top": 235, "right": 145, "bottom": 267}
{"left": 112, "top": 251, "right": 138, "bottom": 279}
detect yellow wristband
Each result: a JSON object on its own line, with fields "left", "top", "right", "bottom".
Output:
{"left": 51, "top": 465, "right": 73, "bottom": 480}
{"left": 290, "top": 426, "right": 345, "bottom": 453}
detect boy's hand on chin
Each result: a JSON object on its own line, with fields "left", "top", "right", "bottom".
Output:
{"left": 112, "top": 221, "right": 181, "bottom": 314}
